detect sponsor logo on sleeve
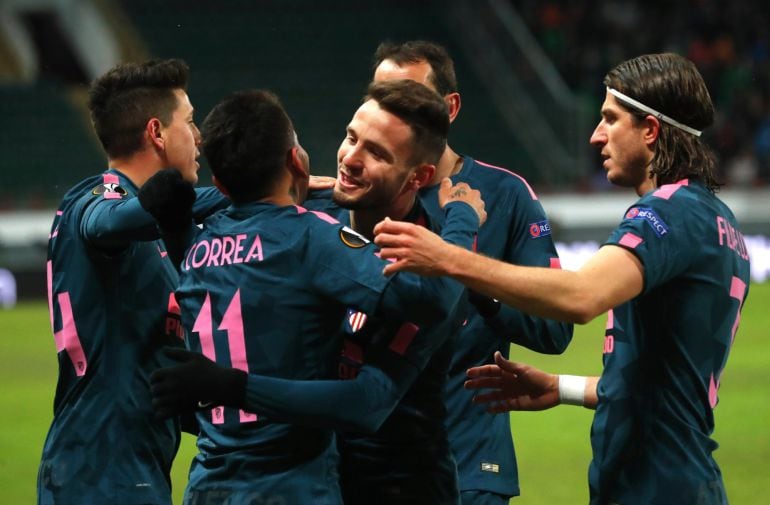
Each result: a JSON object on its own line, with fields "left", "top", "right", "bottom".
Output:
{"left": 339, "top": 226, "right": 370, "bottom": 248}
{"left": 481, "top": 462, "right": 500, "bottom": 473}
{"left": 91, "top": 183, "right": 127, "bottom": 197}
{"left": 625, "top": 207, "right": 669, "bottom": 236}
{"left": 529, "top": 220, "right": 551, "bottom": 239}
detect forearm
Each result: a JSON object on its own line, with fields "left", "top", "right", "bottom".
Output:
{"left": 486, "top": 304, "right": 573, "bottom": 354}
{"left": 243, "top": 366, "right": 405, "bottom": 433}
{"left": 443, "top": 246, "right": 600, "bottom": 323}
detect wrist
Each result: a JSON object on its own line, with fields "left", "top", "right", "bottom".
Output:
{"left": 558, "top": 374, "right": 586, "bottom": 407}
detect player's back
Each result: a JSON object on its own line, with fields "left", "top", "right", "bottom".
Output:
{"left": 177, "top": 201, "right": 393, "bottom": 504}
{"left": 593, "top": 179, "right": 751, "bottom": 504}
{"left": 39, "top": 171, "right": 182, "bottom": 505}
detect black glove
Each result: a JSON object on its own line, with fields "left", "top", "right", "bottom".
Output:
{"left": 150, "top": 347, "right": 247, "bottom": 419}
{"left": 467, "top": 290, "right": 501, "bottom": 319}
{"left": 138, "top": 168, "right": 197, "bottom": 233}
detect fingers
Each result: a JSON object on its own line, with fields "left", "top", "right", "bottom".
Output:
{"left": 382, "top": 258, "right": 409, "bottom": 277}
{"left": 494, "top": 351, "right": 525, "bottom": 375}
{"left": 464, "top": 376, "right": 504, "bottom": 391}
{"left": 308, "top": 175, "right": 336, "bottom": 190}
{"left": 465, "top": 364, "right": 503, "bottom": 380}
{"left": 373, "top": 219, "right": 420, "bottom": 244}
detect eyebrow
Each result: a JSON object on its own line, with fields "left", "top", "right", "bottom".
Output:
{"left": 347, "top": 126, "right": 394, "bottom": 163}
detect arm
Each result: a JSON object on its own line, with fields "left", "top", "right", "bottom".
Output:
{"left": 151, "top": 347, "right": 419, "bottom": 433}
{"left": 464, "top": 351, "right": 599, "bottom": 411}
{"left": 374, "top": 219, "right": 643, "bottom": 324}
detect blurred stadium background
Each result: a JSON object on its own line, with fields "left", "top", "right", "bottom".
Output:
{"left": 1, "top": 0, "right": 769, "bottom": 304}
{"left": 0, "top": 1, "right": 768, "bottom": 503}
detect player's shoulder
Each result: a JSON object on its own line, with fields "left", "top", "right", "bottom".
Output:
{"left": 461, "top": 157, "right": 540, "bottom": 200}
{"left": 635, "top": 179, "right": 713, "bottom": 218}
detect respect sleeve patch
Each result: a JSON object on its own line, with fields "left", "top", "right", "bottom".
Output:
{"left": 624, "top": 207, "right": 669, "bottom": 237}
{"left": 528, "top": 220, "right": 551, "bottom": 239}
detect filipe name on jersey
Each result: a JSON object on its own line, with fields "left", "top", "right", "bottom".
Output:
{"left": 183, "top": 234, "right": 264, "bottom": 271}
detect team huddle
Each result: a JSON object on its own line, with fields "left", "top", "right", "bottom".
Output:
{"left": 40, "top": 41, "right": 750, "bottom": 505}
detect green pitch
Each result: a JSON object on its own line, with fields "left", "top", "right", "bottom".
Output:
{"left": 2, "top": 284, "right": 768, "bottom": 504}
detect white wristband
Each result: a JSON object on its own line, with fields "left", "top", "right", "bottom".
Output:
{"left": 558, "top": 374, "right": 587, "bottom": 406}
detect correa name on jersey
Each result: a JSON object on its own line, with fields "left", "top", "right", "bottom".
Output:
{"left": 625, "top": 207, "right": 669, "bottom": 237}
{"left": 183, "top": 233, "right": 264, "bottom": 271}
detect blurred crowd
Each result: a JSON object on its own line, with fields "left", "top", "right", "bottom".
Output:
{"left": 513, "top": 0, "right": 770, "bottom": 188}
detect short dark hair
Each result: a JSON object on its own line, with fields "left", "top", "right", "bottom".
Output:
{"left": 88, "top": 59, "right": 189, "bottom": 159}
{"left": 373, "top": 40, "right": 458, "bottom": 96}
{"left": 201, "top": 90, "right": 294, "bottom": 203}
{"left": 365, "top": 80, "right": 449, "bottom": 166}
{"left": 604, "top": 53, "right": 721, "bottom": 191}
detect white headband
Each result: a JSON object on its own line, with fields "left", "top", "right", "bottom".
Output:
{"left": 607, "top": 87, "right": 702, "bottom": 137}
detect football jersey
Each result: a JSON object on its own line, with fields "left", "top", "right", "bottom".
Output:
{"left": 39, "top": 169, "right": 184, "bottom": 505}
{"left": 419, "top": 156, "right": 573, "bottom": 497}
{"left": 176, "top": 199, "right": 476, "bottom": 504}
{"left": 591, "top": 179, "right": 750, "bottom": 504}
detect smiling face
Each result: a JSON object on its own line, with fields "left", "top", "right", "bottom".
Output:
{"left": 590, "top": 91, "right": 656, "bottom": 195}
{"left": 332, "top": 99, "right": 420, "bottom": 210}
{"left": 160, "top": 89, "right": 201, "bottom": 184}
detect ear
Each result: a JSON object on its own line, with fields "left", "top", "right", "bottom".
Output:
{"left": 410, "top": 163, "right": 436, "bottom": 190}
{"left": 146, "top": 118, "right": 165, "bottom": 150}
{"left": 445, "top": 92, "right": 461, "bottom": 123}
{"left": 642, "top": 115, "right": 661, "bottom": 147}
{"left": 212, "top": 175, "right": 231, "bottom": 198}
{"left": 287, "top": 146, "right": 309, "bottom": 179}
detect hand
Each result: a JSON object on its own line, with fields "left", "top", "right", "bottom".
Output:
{"left": 438, "top": 178, "right": 486, "bottom": 226}
{"left": 309, "top": 175, "right": 337, "bottom": 190}
{"left": 464, "top": 351, "right": 559, "bottom": 413}
{"left": 373, "top": 217, "right": 455, "bottom": 277}
{"left": 138, "top": 168, "right": 196, "bottom": 232}
{"left": 150, "top": 347, "right": 247, "bottom": 419}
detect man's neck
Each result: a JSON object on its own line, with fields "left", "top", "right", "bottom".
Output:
{"left": 109, "top": 150, "right": 163, "bottom": 189}
{"left": 428, "top": 145, "right": 462, "bottom": 186}
{"left": 350, "top": 193, "right": 417, "bottom": 240}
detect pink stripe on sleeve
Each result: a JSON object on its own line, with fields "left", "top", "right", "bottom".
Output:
{"left": 47, "top": 261, "right": 54, "bottom": 330}
{"left": 294, "top": 205, "right": 340, "bottom": 224}
{"left": 103, "top": 173, "right": 120, "bottom": 185}
{"left": 605, "top": 309, "right": 614, "bottom": 330}
{"left": 549, "top": 257, "right": 562, "bottom": 269}
{"left": 475, "top": 160, "right": 538, "bottom": 200}
{"left": 56, "top": 292, "right": 88, "bottom": 376}
{"left": 389, "top": 323, "right": 419, "bottom": 355}
{"left": 618, "top": 232, "right": 643, "bottom": 249}
{"left": 103, "top": 192, "right": 122, "bottom": 199}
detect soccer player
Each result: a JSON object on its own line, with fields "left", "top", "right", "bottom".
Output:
{"left": 372, "top": 40, "right": 573, "bottom": 504}
{"left": 152, "top": 85, "right": 484, "bottom": 505}
{"left": 38, "top": 59, "right": 225, "bottom": 505}
{"left": 376, "top": 53, "right": 751, "bottom": 505}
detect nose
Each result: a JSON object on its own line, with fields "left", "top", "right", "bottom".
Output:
{"left": 340, "top": 143, "right": 363, "bottom": 173}
{"left": 193, "top": 123, "right": 202, "bottom": 145}
{"left": 589, "top": 121, "right": 606, "bottom": 147}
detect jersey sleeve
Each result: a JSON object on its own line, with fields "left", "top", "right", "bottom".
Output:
{"left": 80, "top": 193, "right": 161, "bottom": 249}
{"left": 604, "top": 195, "right": 694, "bottom": 294}
{"left": 242, "top": 363, "right": 414, "bottom": 433}
{"left": 192, "top": 186, "right": 229, "bottom": 223}
{"left": 488, "top": 185, "right": 573, "bottom": 353}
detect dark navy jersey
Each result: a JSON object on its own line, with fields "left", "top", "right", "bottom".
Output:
{"left": 39, "top": 169, "right": 185, "bottom": 505}
{"left": 420, "top": 157, "right": 573, "bottom": 496}
{"left": 176, "top": 200, "right": 475, "bottom": 504}
{"left": 332, "top": 201, "right": 466, "bottom": 505}
{"left": 592, "top": 179, "right": 750, "bottom": 504}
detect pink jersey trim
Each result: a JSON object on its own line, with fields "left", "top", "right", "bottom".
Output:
{"left": 56, "top": 292, "right": 88, "bottom": 376}
{"left": 389, "top": 322, "right": 419, "bottom": 355}
{"left": 475, "top": 160, "right": 538, "bottom": 200}
{"left": 294, "top": 205, "right": 340, "bottom": 224}
{"left": 167, "top": 292, "right": 181, "bottom": 315}
{"left": 618, "top": 232, "right": 643, "bottom": 249}
{"left": 103, "top": 173, "right": 120, "bottom": 185}
{"left": 708, "top": 374, "right": 718, "bottom": 409}
{"left": 605, "top": 309, "right": 614, "bottom": 330}
{"left": 47, "top": 260, "right": 54, "bottom": 330}
{"left": 729, "top": 276, "right": 746, "bottom": 343}
{"left": 104, "top": 192, "right": 122, "bottom": 199}
{"left": 549, "top": 257, "right": 561, "bottom": 269}
{"left": 652, "top": 179, "right": 689, "bottom": 200}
